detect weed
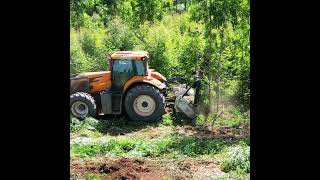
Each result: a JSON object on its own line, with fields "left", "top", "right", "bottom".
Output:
{"left": 214, "top": 171, "right": 249, "bottom": 180}
{"left": 220, "top": 144, "right": 250, "bottom": 173}
{"left": 174, "top": 136, "right": 227, "bottom": 156}
{"left": 162, "top": 176, "right": 169, "bottom": 180}
{"left": 71, "top": 142, "right": 107, "bottom": 157}
{"left": 71, "top": 134, "right": 238, "bottom": 158}
{"left": 215, "top": 107, "right": 247, "bottom": 127}
{"left": 196, "top": 114, "right": 207, "bottom": 126}
{"left": 70, "top": 117, "right": 100, "bottom": 132}
{"left": 78, "top": 129, "right": 103, "bottom": 138}
{"left": 86, "top": 174, "right": 101, "bottom": 180}
{"left": 162, "top": 113, "right": 173, "bottom": 126}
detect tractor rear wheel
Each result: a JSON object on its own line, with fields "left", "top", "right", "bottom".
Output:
{"left": 70, "top": 92, "right": 96, "bottom": 119}
{"left": 125, "top": 85, "right": 165, "bottom": 122}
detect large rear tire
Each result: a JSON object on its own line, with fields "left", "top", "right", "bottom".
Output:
{"left": 70, "top": 92, "right": 96, "bottom": 119}
{"left": 125, "top": 85, "right": 165, "bottom": 122}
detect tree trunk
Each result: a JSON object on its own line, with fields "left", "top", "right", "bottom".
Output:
{"left": 207, "top": 0, "right": 212, "bottom": 114}
{"left": 218, "top": 28, "right": 225, "bottom": 113}
{"left": 185, "top": 0, "right": 187, "bottom": 11}
{"left": 175, "top": 0, "right": 178, "bottom": 13}
{"left": 212, "top": 28, "right": 225, "bottom": 127}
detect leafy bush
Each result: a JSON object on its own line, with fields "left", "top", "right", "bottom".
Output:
{"left": 106, "top": 138, "right": 138, "bottom": 153}
{"left": 78, "top": 129, "right": 103, "bottom": 138}
{"left": 215, "top": 107, "right": 244, "bottom": 127}
{"left": 177, "top": 35, "right": 204, "bottom": 81}
{"left": 71, "top": 142, "right": 106, "bottom": 157}
{"left": 195, "top": 114, "right": 207, "bottom": 126}
{"left": 220, "top": 144, "right": 250, "bottom": 173}
{"left": 70, "top": 117, "right": 100, "bottom": 132}
{"left": 79, "top": 27, "right": 109, "bottom": 72}
{"left": 70, "top": 29, "right": 91, "bottom": 74}
{"left": 214, "top": 171, "right": 249, "bottom": 180}
{"left": 86, "top": 174, "right": 101, "bottom": 180}
{"left": 70, "top": 133, "right": 229, "bottom": 157}
{"left": 174, "top": 137, "right": 227, "bottom": 156}
{"left": 106, "top": 18, "right": 138, "bottom": 51}
{"left": 70, "top": 26, "right": 109, "bottom": 74}
{"left": 235, "top": 65, "right": 250, "bottom": 110}
{"left": 162, "top": 113, "right": 173, "bottom": 126}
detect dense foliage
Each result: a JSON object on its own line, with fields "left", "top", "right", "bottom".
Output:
{"left": 70, "top": 0, "right": 250, "bottom": 114}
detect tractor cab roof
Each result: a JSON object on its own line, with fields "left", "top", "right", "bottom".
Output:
{"left": 110, "top": 51, "right": 149, "bottom": 60}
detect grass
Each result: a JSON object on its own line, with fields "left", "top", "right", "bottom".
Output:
{"left": 70, "top": 107, "right": 250, "bottom": 178}
{"left": 70, "top": 132, "right": 241, "bottom": 158}
{"left": 193, "top": 106, "right": 250, "bottom": 128}
{"left": 214, "top": 171, "right": 250, "bottom": 180}
{"left": 78, "top": 129, "right": 103, "bottom": 138}
{"left": 207, "top": 107, "right": 250, "bottom": 128}
{"left": 213, "top": 142, "right": 250, "bottom": 175}
{"left": 195, "top": 114, "right": 207, "bottom": 126}
{"left": 86, "top": 174, "right": 101, "bottom": 180}
{"left": 161, "top": 113, "right": 173, "bottom": 126}
{"left": 70, "top": 117, "right": 100, "bottom": 133}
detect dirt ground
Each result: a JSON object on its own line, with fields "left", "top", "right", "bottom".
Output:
{"left": 71, "top": 124, "right": 250, "bottom": 179}
{"left": 71, "top": 157, "right": 172, "bottom": 180}
{"left": 71, "top": 157, "right": 225, "bottom": 180}
{"left": 174, "top": 125, "right": 250, "bottom": 141}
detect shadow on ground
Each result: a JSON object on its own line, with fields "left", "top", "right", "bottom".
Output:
{"left": 94, "top": 114, "right": 164, "bottom": 136}
{"left": 93, "top": 114, "right": 249, "bottom": 145}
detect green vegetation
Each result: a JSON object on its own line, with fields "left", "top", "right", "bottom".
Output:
{"left": 70, "top": 0, "right": 250, "bottom": 115}
{"left": 70, "top": 117, "right": 100, "bottom": 132}
{"left": 70, "top": 0, "right": 250, "bottom": 178}
{"left": 70, "top": 116, "right": 250, "bottom": 178}
{"left": 214, "top": 171, "right": 250, "bottom": 180}
{"left": 71, "top": 133, "right": 231, "bottom": 158}
{"left": 215, "top": 107, "right": 249, "bottom": 127}
{"left": 86, "top": 174, "right": 101, "bottom": 180}
{"left": 161, "top": 113, "right": 173, "bottom": 126}
{"left": 220, "top": 144, "right": 250, "bottom": 173}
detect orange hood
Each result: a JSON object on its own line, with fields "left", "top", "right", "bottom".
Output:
{"left": 149, "top": 69, "right": 167, "bottom": 82}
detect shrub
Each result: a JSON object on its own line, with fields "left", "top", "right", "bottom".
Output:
{"left": 70, "top": 117, "right": 100, "bottom": 132}
{"left": 196, "top": 114, "right": 206, "bottom": 126}
{"left": 173, "top": 136, "right": 227, "bottom": 156}
{"left": 162, "top": 113, "right": 173, "bottom": 126}
{"left": 106, "top": 18, "right": 138, "bottom": 51}
{"left": 70, "top": 133, "right": 230, "bottom": 158}
{"left": 220, "top": 144, "right": 250, "bottom": 173}
{"left": 235, "top": 65, "right": 250, "bottom": 110}
{"left": 214, "top": 171, "right": 249, "bottom": 180}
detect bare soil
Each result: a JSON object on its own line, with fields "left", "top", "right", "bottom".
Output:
{"left": 175, "top": 125, "right": 250, "bottom": 141}
{"left": 71, "top": 157, "right": 225, "bottom": 180}
{"left": 70, "top": 124, "right": 249, "bottom": 179}
{"left": 71, "top": 157, "right": 175, "bottom": 180}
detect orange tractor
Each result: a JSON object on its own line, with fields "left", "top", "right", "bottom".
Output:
{"left": 70, "top": 51, "right": 202, "bottom": 122}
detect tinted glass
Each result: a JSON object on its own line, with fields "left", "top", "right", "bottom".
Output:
{"left": 111, "top": 59, "right": 134, "bottom": 92}
{"left": 134, "top": 60, "right": 146, "bottom": 75}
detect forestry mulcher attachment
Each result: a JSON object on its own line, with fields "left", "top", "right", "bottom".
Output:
{"left": 70, "top": 51, "right": 203, "bottom": 122}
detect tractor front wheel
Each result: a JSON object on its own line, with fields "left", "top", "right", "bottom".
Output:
{"left": 125, "top": 85, "right": 165, "bottom": 122}
{"left": 70, "top": 92, "right": 96, "bottom": 119}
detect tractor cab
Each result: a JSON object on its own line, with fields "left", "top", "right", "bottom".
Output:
{"left": 109, "top": 51, "right": 150, "bottom": 93}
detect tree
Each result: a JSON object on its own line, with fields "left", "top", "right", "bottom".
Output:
{"left": 190, "top": 0, "right": 248, "bottom": 125}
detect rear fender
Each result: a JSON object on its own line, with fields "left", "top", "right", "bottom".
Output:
{"left": 123, "top": 76, "right": 166, "bottom": 93}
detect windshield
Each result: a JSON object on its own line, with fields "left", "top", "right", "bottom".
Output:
{"left": 133, "top": 60, "right": 148, "bottom": 76}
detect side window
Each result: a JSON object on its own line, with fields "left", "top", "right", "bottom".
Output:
{"left": 113, "top": 60, "right": 133, "bottom": 73}
{"left": 134, "top": 60, "right": 146, "bottom": 75}
{"left": 112, "top": 59, "right": 134, "bottom": 80}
